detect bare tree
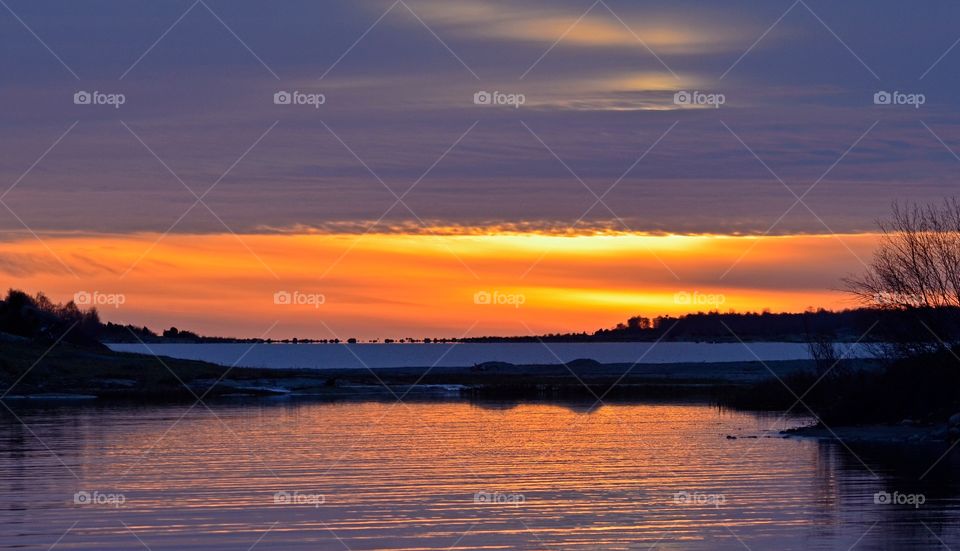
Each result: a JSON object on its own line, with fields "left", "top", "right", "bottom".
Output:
{"left": 807, "top": 334, "right": 840, "bottom": 376}
{"left": 845, "top": 199, "right": 960, "bottom": 356}
{"left": 801, "top": 312, "right": 842, "bottom": 375}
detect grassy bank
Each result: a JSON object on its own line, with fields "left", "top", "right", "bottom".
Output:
{"left": 0, "top": 337, "right": 323, "bottom": 400}
{"left": 725, "top": 351, "right": 960, "bottom": 427}
{"left": 1, "top": 337, "right": 834, "bottom": 402}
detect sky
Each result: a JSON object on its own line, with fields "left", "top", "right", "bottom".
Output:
{"left": 2, "top": 0, "right": 960, "bottom": 338}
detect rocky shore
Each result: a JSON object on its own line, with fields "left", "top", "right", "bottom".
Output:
{"left": 783, "top": 413, "right": 960, "bottom": 445}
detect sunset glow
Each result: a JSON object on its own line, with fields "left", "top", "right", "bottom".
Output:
{"left": 1, "top": 231, "right": 877, "bottom": 339}
{"left": 6, "top": 1, "right": 960, "bottom": 549}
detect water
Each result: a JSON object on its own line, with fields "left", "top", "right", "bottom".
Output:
{"left": 106, "top": 342, "right": 875, "bottom": 369}
{"left": 1, "top": 399, "right": 957, "bottom": 550}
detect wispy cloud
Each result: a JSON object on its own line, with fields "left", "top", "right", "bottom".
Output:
{"left": 398, "top": 0, "right": 744, "bottom": 53}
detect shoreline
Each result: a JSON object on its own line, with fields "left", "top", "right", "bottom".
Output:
{"left": 3, "top": 338, "right": 839, "bottom": 400}
{"left": 6, "top": 339, "right": 954, "bottom": 447}
{"left": 783, "top": 422, "right": 954, "bottom": 446}
{"left": 105, "top": 341, "right": 878, "bottom": 370}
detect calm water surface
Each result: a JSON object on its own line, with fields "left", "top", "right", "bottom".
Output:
{"left": 1, "top": 399, "right": 958, "bottom": 550}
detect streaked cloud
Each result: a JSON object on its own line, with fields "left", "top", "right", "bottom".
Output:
{"left": 0, "top": 232, "right": 874, "bottom": 338}
{"left": 397, "top": 0, "right": 745, "bottom": 53}
{"left": 2, "top": 1, "right": 960, "bottom": 249}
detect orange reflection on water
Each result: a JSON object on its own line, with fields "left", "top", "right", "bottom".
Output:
{"left": 2, "top": 400, "right": 841, "bottom": 549}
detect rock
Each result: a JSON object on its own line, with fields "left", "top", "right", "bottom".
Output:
{"left": 948, "top": 427, "right": 960, "bottom": 442}
{"left": 24, "top": 393, "right": 97, "bottom": 400}
{"left": 471, "top": 361, "right": 514, "bottom": 372}
{"left": 99, "top": 378, "right": 138, "bottom": 388}
{"left": 0, "top": 332, "right": 30, "bottom": 343}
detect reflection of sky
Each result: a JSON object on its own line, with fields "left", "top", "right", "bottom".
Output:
{"left": 2, "top": 401, "right": 957, "bottom": 549}
{"left": 2, "top": 0, "right": 960, "bottom": 235}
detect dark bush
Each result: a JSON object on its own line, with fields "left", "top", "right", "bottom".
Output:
{"left": 0, "top": 289, "right": 102, "bottom": 346}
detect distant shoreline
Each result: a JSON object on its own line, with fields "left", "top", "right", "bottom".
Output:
{"left": 3, "top": 336, "right": 878, "bottom": 401}
{"left": 6, "top": 337, "right": 953, "bottom": 447}
{"left": 100, "top": 307, "right": 908, "bottom": 345}
{"left": 105, "top": 341, "right": 877, "bottom": 372}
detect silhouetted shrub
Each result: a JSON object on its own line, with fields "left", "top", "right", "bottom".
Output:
{"left": 0, "top": 289, "right": 102, "bottom": 346}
